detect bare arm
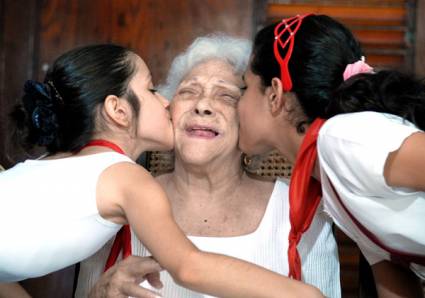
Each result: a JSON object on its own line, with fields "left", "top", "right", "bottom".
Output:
{"left": 372, "top": 261, "right": 424, "bottom": 298}
{"left": 384, "top": 132, "right": 425, "bottom": 191}
{"left": 100, "top": 163, "right": 322, "bottom": 298}
{"left": 0, "top": 283, "right": 31, "bottom": 298}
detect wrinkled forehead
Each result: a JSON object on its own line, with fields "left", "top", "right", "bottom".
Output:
{"left": 179, "top": 76, "right": 242, "bottom": 93}
{"left": 179, "top": 59, "right": 243, "bottom": 90}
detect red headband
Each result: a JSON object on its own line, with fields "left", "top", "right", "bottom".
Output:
{"left": 273, "top": 14, "right": 312, "bottom": 92}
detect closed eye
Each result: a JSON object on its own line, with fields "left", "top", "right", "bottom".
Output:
{"left": 220, "top": 94, "right": 239, "bottom": 100}
{"left": 178, "top": 88, "right": 199, "bottom": 96}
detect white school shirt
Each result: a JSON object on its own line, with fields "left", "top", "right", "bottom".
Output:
{"left": 318, "top": 111, "right": 425, "bottom": 278}
{"left": 0, "top": 152, "right": 131, "bottom": 281}
{"left": 76, "top": 178, "right": 341, "bottom": 298}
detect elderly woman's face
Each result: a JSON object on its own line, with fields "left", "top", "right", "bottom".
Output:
{"left": 170, "top": 59, "right": 244, "bottom": 164}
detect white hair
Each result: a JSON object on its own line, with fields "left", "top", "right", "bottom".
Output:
{"left": 158, "top": 33, "right": 252, "bottom": 100}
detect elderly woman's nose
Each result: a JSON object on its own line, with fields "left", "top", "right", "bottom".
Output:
{"left": 194, "top": 96, "right": 214, "bottom": 116}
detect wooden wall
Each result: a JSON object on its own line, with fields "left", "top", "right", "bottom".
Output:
{"left": 0, "top": 1, "right": 40, "bottom": 168}
{"left": 416, "top": 0, "right": 425, "bottom": 76}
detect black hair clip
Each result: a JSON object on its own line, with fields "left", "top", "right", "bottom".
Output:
{"left": 24, "top": 80, "right": 51, "bottom": 103}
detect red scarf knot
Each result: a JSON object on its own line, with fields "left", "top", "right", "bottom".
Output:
{"left": 287, "top": 118, "right": 326, "bottom": 280}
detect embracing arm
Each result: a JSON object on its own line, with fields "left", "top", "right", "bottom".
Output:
{"left": 105, "top": 163, "right": 322, "bottom": 298}
{"left": 0, "top": 283, "right": 31, "bottom": 298}
{"left": 384, "top": 132, "right": 425, "bottom": 191}
{"left": 372, "top": 261, "right": 424, "bottom": 298}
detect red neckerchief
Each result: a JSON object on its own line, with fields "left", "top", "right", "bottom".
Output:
{"left": 104, "top": 225, "right": 131, "bottom": 271}
{"left": 288, "top": 118, "right": 325, "bottom": 280}
{"left": 80, "top": 139, "right": 132, "bottom": 272}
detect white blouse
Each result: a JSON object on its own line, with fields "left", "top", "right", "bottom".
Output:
{"left": 318, "top": 111, "right": 425, "bottom": 278}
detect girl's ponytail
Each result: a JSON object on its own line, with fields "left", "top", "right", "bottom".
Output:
{"left": 327, "top": 70, "right": 425, "bottom": 130}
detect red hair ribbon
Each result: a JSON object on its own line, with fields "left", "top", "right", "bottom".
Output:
{"left": 288, "top": 118, "right": 325, "bottom": 280}
{"left": 273, "top": 14, "right": 312, "bottom": 92}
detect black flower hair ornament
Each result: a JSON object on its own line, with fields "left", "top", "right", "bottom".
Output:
{"left": 23, "top": 80, "right": 63, "bottom": 146}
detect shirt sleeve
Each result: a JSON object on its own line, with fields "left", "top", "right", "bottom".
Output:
{"left": 318, "top": 112, "right": 421, "bottom": 198}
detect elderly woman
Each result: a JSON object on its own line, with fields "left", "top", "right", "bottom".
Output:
{"left": 76, "top": 34, "right": 341, "bottom": 298}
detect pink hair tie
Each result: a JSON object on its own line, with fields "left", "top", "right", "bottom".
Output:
{"left": 343, "top": 56, "right": 374, "bottom": 81}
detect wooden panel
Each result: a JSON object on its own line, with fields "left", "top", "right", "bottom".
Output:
{"left": 335, "top": 228, "right": 360, "bottom": 297}
{"left": 0, "top": 0, "right": 40, "bottom": 168}
{"left": 353, "top": 29, "right": 405, "bottom": 46}
{"left": 20, "top": 266, "right": 75, "bottom": 298}
{"left": 416, "top": 0, "right": 425, "bottom": 76}
{"left": 270, "top": 0, "right": 406, "bottom": 5}
{"left": 37, "top": 0, "right": 254, "bottom": 85}
{"left": 267, "top": 4, "right": 406, "bottom": 25}
{"left": 0, "top": 0, "right": 4, "bottom": 168}
{"left": 366, "top": 53, "right": 405, "bottom": 68}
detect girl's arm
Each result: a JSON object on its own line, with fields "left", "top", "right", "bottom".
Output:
{"left": 372, "top": 261, "right": 424, "bottom": 298}
{"left": 0, "top": 283, "right": 31, "bottom": 298}
{"left": 384, "top": 132, "right": 425, "bottom": 191}
{"left": 99, "top": 163, "right": 322, "bottom": 298}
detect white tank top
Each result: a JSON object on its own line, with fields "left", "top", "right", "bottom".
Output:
{"left": 0, "top": 152, "right": 132, "bottom": 281}
{"left": 76, "top": 178, "right": 341, "bottom": 297}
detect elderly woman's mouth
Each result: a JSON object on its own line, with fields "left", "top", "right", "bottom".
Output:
{"left": 185, "top": 125, "right": 220, "bottom": 138}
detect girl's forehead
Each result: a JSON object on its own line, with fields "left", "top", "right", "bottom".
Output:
{"left": 132, "top": 56, "right": 153, "bottom": 81}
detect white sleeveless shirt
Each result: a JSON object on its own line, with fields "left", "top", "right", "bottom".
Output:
{"left": 76, "top": 178, "right": 341, "bottom": 297}
{"left": 0, "top": 152, "right": 132, "bottom": 281}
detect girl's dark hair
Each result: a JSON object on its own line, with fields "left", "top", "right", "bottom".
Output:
{"left": 11, "top": 44, "right": 140, "bottom": 154}
{"left": 329, "top": 71, "right": 425, "bottom": 130}
{"left": 251, "top": 15, "right": 425, "bottom": 131}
